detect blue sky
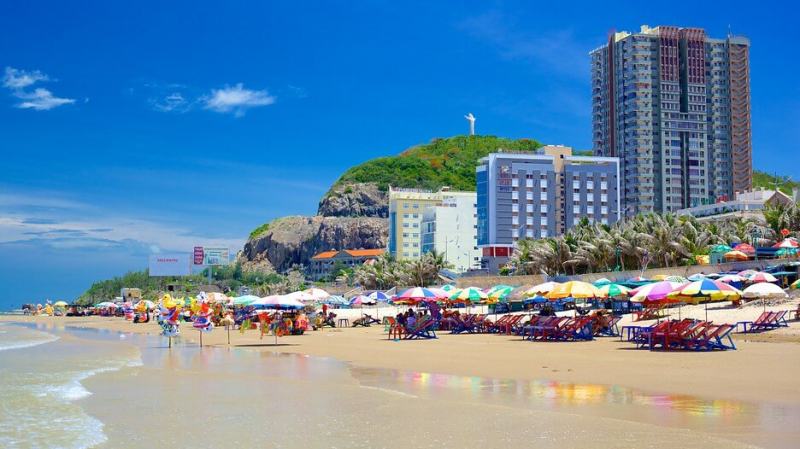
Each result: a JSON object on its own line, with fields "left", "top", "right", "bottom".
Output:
{"left": 1, "top": 0, "right": 797, "bottom": 309}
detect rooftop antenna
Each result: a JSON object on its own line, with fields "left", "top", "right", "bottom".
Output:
{"left": 464, "top": 113, "right": 476, "bottom": 136}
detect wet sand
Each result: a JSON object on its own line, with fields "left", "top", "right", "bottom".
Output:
{"left": 5, "top": 312, "right": 799, "bottom": 406}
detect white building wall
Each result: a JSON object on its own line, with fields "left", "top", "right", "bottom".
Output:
{"left": 421, "top": 192, "right": 479, "bottom": 273}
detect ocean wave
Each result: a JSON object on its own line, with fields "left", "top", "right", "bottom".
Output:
{"left": 0, "top": 332, "right": 59, "bottom": 352}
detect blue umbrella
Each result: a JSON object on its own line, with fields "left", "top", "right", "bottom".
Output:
{"left": 368, "top": 291, "right": 390, "bottom": 301}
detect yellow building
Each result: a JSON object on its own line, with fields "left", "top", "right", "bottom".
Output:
{"left": 388, "top": 187, "right": 475, "bottom": 261}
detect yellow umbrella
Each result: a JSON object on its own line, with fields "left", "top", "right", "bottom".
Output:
{"left": 527, "top": 281, "right": 561, "bottom": 296}
{"left": 546, "top": 281, "right": 602, "bottom": 299}
{"left": 53, "top": 300, "right": 69, "bottom": 307}
{"left": 724, "top": 250, "right": 749, "bottom": 261}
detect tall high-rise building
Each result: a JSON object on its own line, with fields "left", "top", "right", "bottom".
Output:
{"left": 591, "top": 25, "right": 751, "bottom": 215}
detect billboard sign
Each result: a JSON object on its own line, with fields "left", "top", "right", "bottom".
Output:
{"left": 202, "top": 247, "right": 230, "bottom": 266}
{"left": 148, "top": 253, "right": 191, "bottom": 277}
{"left": 193, "top": 246, "right": 205, "bottom": 265}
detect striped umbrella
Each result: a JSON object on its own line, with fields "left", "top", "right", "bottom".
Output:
{"left": 718, "top": 274, "right": 745, "bottom": 284}
{"left": 394, "top": 287, "right": 438, "bottom": 305}
{"left": 597, "top": 283, "right": 631, "bottom": 299}
{"left": 629, "top": 281, "right": 683, "bottom": 303}
{"left": 368, "top": 291, "right": 390, "bottom": 301}
{"left": 746, "top": 272, "right": 778, "bottom": 283}
{"left": 350, "top": 295, "right": 376, "bottom": 306}
{"left": 792, "top": 279, "right": 800, "bottom": 289}
{"left": 486, "top": 285, "right": 514, "bottom": 303}
{"left": 669, "top": 279, "right": 742, "bottom": 303}
{"left": 450, "top": 287, "right": 488, "bottom": 303}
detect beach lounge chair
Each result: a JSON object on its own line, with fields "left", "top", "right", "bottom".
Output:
{"left": 529, "top": 317, "right": 570, "bottom": 341}
{"left": 736, "top": 311, "right": 788, "bottom": 333}
{"left": 404, "top": 316, "right": 437, "bottom": 340}
{"left": 633, "top": 305, "right": 666, "bottom": 322}
{"left": 554, "top": 317, "right": 594, "bottom": 341}
{"left": 682, "top": 324, "right": 736, "bottom": 351}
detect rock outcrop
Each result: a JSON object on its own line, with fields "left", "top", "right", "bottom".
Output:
{"left": 317, "top": 182, "right": 388, "bottom": 217}
{"left": 238, "top": 215, "right": 388, "bottom": 272}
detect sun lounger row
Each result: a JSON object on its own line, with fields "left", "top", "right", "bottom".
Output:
{"left": 519, "top": 316, "right": 594, "bottom": 342}
{"left": 735, "top": 311, "right": 789, "bottom": 333}
{"left": 628, "top": 319, "right": 736, "bottom": 351}
{"left": 388, "top": 315, "right": 437, "bottom": 340}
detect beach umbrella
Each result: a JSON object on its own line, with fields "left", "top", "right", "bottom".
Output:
{"left": 426, "top": 287, "right": 452, "bottom": 299}
{"left": 368, "top": 291, "right": 390, "bottom": 301}
{"left": 687, "top": 273, "right": 706, "bottom": 281}
{"left": 628, "top": 276, "right": 650, "bottom": 282}
{"left": 629, "top": 281, "right": 683, "bottom": 302}
{"left": 546, "top": 281, "right": 601, "bottom": 300}
{"left": 486, "top": 285, "right": 514, "bottom": 303}
{"left": 742, "top": 283, "right": 788, "bottom": 299}
{"left": 302, "top": 288, "right": 331, "bottom": 301}
{"left": 651, "top": 274, "right": 670, "bottom": 281}
{"left": 53, "top": 300, "right": 69, "bottom": 307}
{"left": 773, "top": 238, "right": 799, "bottom": 248}
{"left": 746, "top": 272, "right": 778, "bottom": 283}
{"left": 663, "top": 275, "right": 688, "bottom": 283}
{"left": 775, "top": 248, "right": 799, "bottom": 258}
{"left": 718, "top": 274, "right": 745, "bottom": 284}
{"left": 440, "top": 285, "right": 457, "bottom": 292}
{"left": 597, "top": 283, "right": 631, "bottom": 299}
{"left": 791, "top": 279, "right": 800, "bottom": 289}
{"left": 450, "top": 287, "right": 488, "bottom": 303}
{"left": 737, "top": 269, "right": 759, "bottom": 277}
{"left": 350, "top": 295, "right": 376, "bottom": 306}
{"left": 135, "top": 300, "right": 155, "bottom": 309}
{"left": 526, "top": 281, "right": 561, "bottom": 296}
{"left": 321, "top": 295, "right": 349, "bottom": 306}
{"left": 592, "top": 278, "right": 612, "bottom": 286}
{"left": 95, "top": 301, "right": 117, "bottom": 308}
{"left": 733, "top": 243, "right": 756, "bottom": 255}
{"left": 669, "top": 279, "right": 741, "bottom": 302}
{"left": 206, "top": 292, "right": 230, "bottom": 304}
{"left": 261, "top": 295, "right": 304, "bottom": 310}
{"left": 232, "top": 295, "right": 261, "bottom": 306}
{"left": 522, "top": 296, "right": 548, "bottom": 306}
{"left": 724, "top": 250, "right": 749, "bottom": 261}
{"left": 710, "top": 244, "right": 733, "bottom": 253}
{"left": 394, "top": 287, "right": 438, "bottom": 304}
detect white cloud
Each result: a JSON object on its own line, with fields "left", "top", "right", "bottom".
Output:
{"left": 3, "top": 66, "right": 76, "bottom": 111}
{"left": 2, "top": 67, "right": 48, "bottom": 89}
{"left": 151, "top": 92, "right": 189, "bottom": 112}
{"left": 203, "top": 83, "right": 275, "bottom": 117}
{"left": 13, "top": 87, "right": 76, "bottom": 110}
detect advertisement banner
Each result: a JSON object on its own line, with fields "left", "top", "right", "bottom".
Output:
{"left": 148, "top": 253, "right": 191, "bottom": 276}
{"left": 193, "top": 246, "right": 205, "bottom": 265}
{"left": 202, "top": 247, "right": 230, "bottom": 266}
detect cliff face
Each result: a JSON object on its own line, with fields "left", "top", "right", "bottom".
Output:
{"left": 238, "top": 215, "right": 388, "bottom": 272}
{"left": 317, "top": 182, "right": 388, "bottom": 217}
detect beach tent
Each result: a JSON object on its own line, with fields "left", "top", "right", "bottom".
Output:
{"left": 546, "top": 281, "right": 601, "bottom": 300}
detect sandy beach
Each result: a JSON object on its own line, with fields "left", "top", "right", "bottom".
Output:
{"left": 5, "top": 299, "right": 799, "bottom": 406}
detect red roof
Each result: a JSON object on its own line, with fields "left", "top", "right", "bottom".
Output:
{"left": 344, "top": 249, "right": 385, "bottom": 257}
{"left": 311, "top": 250, "right": 339, "bottom": 260}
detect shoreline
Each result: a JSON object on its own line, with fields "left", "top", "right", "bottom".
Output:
{"left": 5, "top": 313, "right": 800, "bottom": 407}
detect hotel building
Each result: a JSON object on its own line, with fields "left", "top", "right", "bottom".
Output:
{"left": 421, "top": 192, "right": 480, "bottom": 273}
{"left": 388, "top": 187, "right": 476, "bottom": 261}
{"left": 476, "top": 145, "right": 620, "bottom": 272}
{"left": 591, "top": 25, "right": 752, "bottom": 215}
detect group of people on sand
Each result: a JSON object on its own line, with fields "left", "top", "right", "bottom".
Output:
{"left": 22, "top": 303, "right": 56, "bottom": 316}
{"left": 395, "top": 308, "right": 431, "bottom": 329}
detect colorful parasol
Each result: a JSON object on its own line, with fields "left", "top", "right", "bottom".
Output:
{"left": 597, "top": 283, "right": 631, "bottom": 298}
{"left": 449, "top": 287, "right": 488, "bottom": 303}
{"left": 546, "top": 281, "right": 602, "bottom": 300}
{"left": 526, "top": 281, "right": 561, "bottom": 296}
{"left": 629, "top": 281, "right": 683, "bottom": 303}
{"left": 742, "top": 283, "right": 788, "bottom": 299}
{"left": 746, "top": 272, "right": 778, "bottom": 283}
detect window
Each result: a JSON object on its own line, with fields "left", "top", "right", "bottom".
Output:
{"left": 412, "top": 214, "right": 419, "bottom": 218}
{"left": 403, "top": 223, "right": 409, "bottom": 228}
{"left": 600, "top": 194, "right": 608, "bottom": 202}
{"left": 600, "top": 181, "right": 608, "bottom": 190}
{"left": 412, "top": 203, "right": 419, "bottom": 209}
{"left": 540, "top": 192, "right": 548, "bottom": 201}
{"left": 540, "top": 217, "right": 547, "bottom": 226}
{"left": 540, "top": 205, "right": 547, "bottom": 213}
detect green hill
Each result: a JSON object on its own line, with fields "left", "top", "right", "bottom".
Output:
{"left": 753, "top": 170, "right": 798, "bottom": 196}
{"left": 329, "top": 135, "right": 542, "bottom": 193}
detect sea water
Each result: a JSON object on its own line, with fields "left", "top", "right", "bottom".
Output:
{"left": 0, "top": 323, "right": 141, "bottom": 449}
{"left": 2, "top": 322, "right": 798, "bottom": 449}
